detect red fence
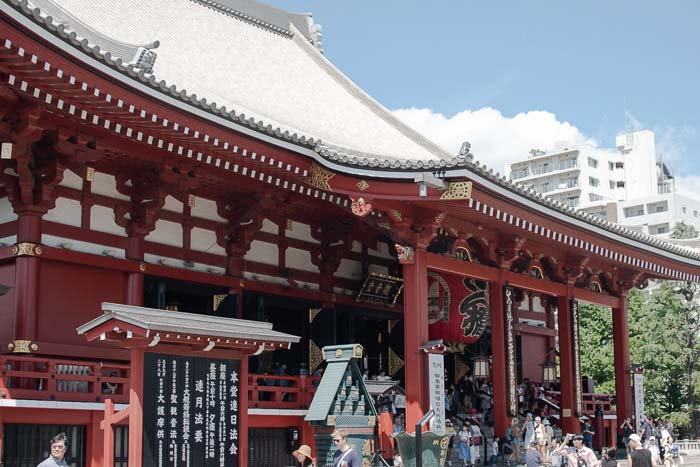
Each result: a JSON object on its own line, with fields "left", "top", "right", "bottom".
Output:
{"left": 0, "top": 355, "right": 131, "bottom": 404}
{"left": 0, "top": 355, "right": 319, "bottom": 410}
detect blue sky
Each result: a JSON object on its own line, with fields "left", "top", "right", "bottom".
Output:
{"left": 269, "top": 1, "right": 699, "bottom": 193}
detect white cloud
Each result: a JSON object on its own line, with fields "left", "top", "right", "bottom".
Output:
{"left": 392, "top": 107, "right": 595, "bottom": 175}
{"left": 654, "top": 124, "right": 696, "bottom": 164}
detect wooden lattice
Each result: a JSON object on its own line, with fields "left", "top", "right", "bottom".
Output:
{"left": 309, "top": 339, "right": 324, "bottom": 373}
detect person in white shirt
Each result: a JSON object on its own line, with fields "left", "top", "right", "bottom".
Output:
{"left": 489, "top": 437, "right": 499, "bottom": 466}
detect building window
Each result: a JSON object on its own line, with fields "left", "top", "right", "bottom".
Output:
{"left": 589, "top": 193, "right": 604, "bottom": 202}
{"left": 624, "top": 205, "right": 644, "bottom": 217}
{"left": 588, "top": 157, "right": 598, "bottom": 168}
{"left": 616, "top": 181, "right": 625, "bottom": 188}
{"left": 616, "top": 162, "right": 624, "bottom": 169}
{"left": 588, "top": 177, "right": 600, "bottom": 187}
{"left": 511, "top": 168, "right": 529, "bottom": 179}
{"left": 559, "top": 158, "right": 577, "bottom": 170}
{"left": 610, "top": 181, "right": 616, "bottom": 189}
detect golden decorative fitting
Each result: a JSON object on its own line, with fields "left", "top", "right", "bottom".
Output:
{"left": 362, "top": 440, "right": 372, "bottom": 456}
{"left": 388, "top": 319, "right": 400, "bottom": 333}
{"left": 454, "top": 246, "right": 472, "bottom": 262}
{"left": 455, "top": 356, "right": 469, "bottom": 384}
{"left": 12, "top": 242, "right": 42, "bottom": 256}
{"left": 85, "top": 166, "right": 95, "bottom": 181}
{"left": 440, "top": 181, "right": 473, "bottom": 200}
{"left": 309, "top": 340, "right": 323, "bottom": 373}
{"left": 335, "top": 349, "right": 343, "bottom": 358}
{"left": 367, "top": 416, "right": 376, "bottom": 427}
{"left": 8, "top": 339, "right": 38, "bottom": 353}
{"left": 188, "top": 194, "right": 196, "bottom": 207}
{"left": 434, "top": 212, "right": 446, "bottom": 224}
{"left": 286, "top": 219, "right": 293, "bottom": 231}
{"left": 351, "top": 197, "right": 372, "bottom": 217}
{"left": 353, "top": 344, "right": 363, "bottom": 358}
{"left": 356, "top": 180, "right": 369, "bottom": 191}
{"left": 212, "top": 294, "right": 227, "bottom": 311}
{"left": 391, "top": 209, "right": 402, "bottom": 221}
{"left": 139, "top": 263, "right": 146, "bottom": 272}
{"left": 309, "top": 307, "right": 322, "bottom": 323}
{"left": 305, "top": 163, "right": 335, "bottom": 192}
{"left": 326, "top": 415, "right": 336, "bottom": 426}
{"left": 388, "top": 347, "right": 404, "bottom": 376}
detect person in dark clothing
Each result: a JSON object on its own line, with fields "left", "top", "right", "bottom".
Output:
{"left": 628, "top": 434, "right": 657, "bottom": 467}
{"left": 602, "top": 448, "right": 618, "bottom": 467}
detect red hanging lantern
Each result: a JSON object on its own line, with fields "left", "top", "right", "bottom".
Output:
{"left": 428, "top": 272, "right": 490, "bottom": 345}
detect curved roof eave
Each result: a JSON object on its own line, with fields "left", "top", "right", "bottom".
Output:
{"left": 3, "top": 0, "right": 700, "bottom": 267}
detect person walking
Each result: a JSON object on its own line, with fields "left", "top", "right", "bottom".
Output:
{"left": 458, "top": 423, "right": 473, "bottom": 467}
{"left": 621, "top": 418, "right": 635, "bottom": 455}
{"left": 331, "top": 429, "right": 361, "bottom": 467}
{"left": 470, "top": 421, "right": 483, "bottom": 466}
{"left": 38, "top": 433, "right": 69, "bottom": 467}
{"left": 553, "top": 433, "right": 601, "bottom": 467}
{"left": 293, "top": 445, "right": 315, "bottom": 467}
{"left": 508, "top": 418, "right": 523, "bottom": 466}
{"left": 628, "top": 433, "right": 657, "bottom": 467}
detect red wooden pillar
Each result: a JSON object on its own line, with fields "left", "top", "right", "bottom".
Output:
{"left": 239, "top": 356, "right": 249, "bottom": 467}
{"left": 125, "top": 236, "right": 144, "bottom": 306}
{"left": 557, "top": 288, "right": 578, "bottom": 434}
{"left": 301, "top": 419, "right": 316, "bottom": 459}
{"left": 13, "top": 212, "right": 42, "bottom": 340}
{"left": 128, "top": 348, "right": 144, "bottom": 467}
{"left": 613, "top": 294, "right": 632, "bottom": 427}
{"left": 403, "top": 247, "right": 429, "bottom": 430}
{"left": 489, "top": 271, "right": 509, "bottom": 437}
{"left": 88, "top": 409, "right": 105, "bottom": 467}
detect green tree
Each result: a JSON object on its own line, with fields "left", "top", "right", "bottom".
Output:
{"left": 671, "top": 221, "right": 699, "bottom": 239}
{"left": 579, "top": 303, "right": 615, "bottom": 393}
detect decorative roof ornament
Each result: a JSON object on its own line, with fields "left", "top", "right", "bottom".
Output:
{"left": 458, "top": 141, "right": 474, "bottom": 162}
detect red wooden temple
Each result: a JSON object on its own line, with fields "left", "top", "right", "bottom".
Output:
{"left": 0, "top": 0, "right": 698, "bottom": 465}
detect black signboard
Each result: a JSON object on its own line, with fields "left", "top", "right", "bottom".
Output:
{"left": 143, "top": 353, "right": 240, "bottom": 467}
{"left": 356, "top": 272, "right": 404, "bottom": 307}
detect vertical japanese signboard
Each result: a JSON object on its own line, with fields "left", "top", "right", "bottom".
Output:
{"left": 633, "top": 372, "right": 645, "bottom": 432}
{"left": 570, "top": 299, "right": 583, "bottom": 417}
{"left": 428, "top": 352, "right": 446, "bottom": 434}
{"left": 143, "top": 353, "right": 240, "bottom": 467}
{"left": 504, "top": 285, "right": 518, "bottom": 417}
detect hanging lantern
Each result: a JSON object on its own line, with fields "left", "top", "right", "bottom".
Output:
{"left": 541, "top": 360, "right": 557, "bottom": 384}
{"left": 428, "top": 273, "right": 490, "bottom": 346}
{"left": 473, "top": 356, "right": 490, "bottom": 379}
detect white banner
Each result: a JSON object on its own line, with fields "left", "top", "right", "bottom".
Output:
{"left": 633, "top": 372, "right": 645, "bottom": 432}
{"left": 428, "top": 353, "right": 446, "bottom": 434}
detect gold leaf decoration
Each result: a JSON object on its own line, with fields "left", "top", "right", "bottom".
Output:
{"left": 309, "top": 307, "right": 322, "bottom": 323}
{"left": 357, "top": 180, "right": 369, "bottom": 191}
{"left": 309, "top": 339, "right": 324, "bottom": 373}
{"left": 305, "top": 163, "right": 335, "bottom": 192}
{"left": 440, "top": 181, "right": 473, "bottom": 200}
{"left": 388, "top": 347, "right": 404, "bottom": 376}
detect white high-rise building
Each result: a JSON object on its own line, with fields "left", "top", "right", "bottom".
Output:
{"left": 506, "top": 130, "right": 700, "bottom": 238}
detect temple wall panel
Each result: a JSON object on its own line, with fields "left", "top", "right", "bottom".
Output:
{"left": 245, "top": 240, "right": 278, "bottom": 266}
{"left": 295, "top": 280, "right": 319, "bottom": 290}
{"left": 520, "top": 333, "right": 548, "bottom": 381}
{"left": 190, "top": 196, "right": 225, "bottom": 221}
{"left": 285, "top": 247, "right": 318, "bottom": 273}
{"left": 532, "top": 296, "right": 546, "bottom": 312}
{"left": 261, "top": 218, "right": 278, "bottom": 234}
{"left": 90, "top": 205, "right": 127, "bottom": 237}
{"left": 90, "top": 172, "right": 129, "bottom": 200}
{"left": 368, "top": 242, "right": 394, "bottom": 259}
{"left": 285, "top": 221, "right": 319, "bottom": 243}
{"left": 0, "top": 262, "right": 15, "bottom": 340}
{"left": 0, "top": 198, "right": 17, "bottom": 222}
{"left": 190, "top": 227, "right": 225, "bottom": 255}
{"left": 334, "top": 258, "right": 362, "bottom": 280}
{"left": 36, "top": 261, "right": 126, "bottom": 346}
{"left": 145, "top": 220, "right": 183, "bottom": 247}
{"left": 58, "top": 168, "right": 83, "bottom": 190}
{"left": 44, "top": 198, "right": 82, "bottom": 227}
{"left": 144, "top": 253, "right": 188, "bottom": 269}
{"left": 351, "top": 241, "right": 362, "bottom": 253}
{"left": 163, "top": 195, "right": 183, "bottom": 213}
{"left": 41, "top": 234, "right": 126, "bottom": 258}
{"left": 243, "top": 271, "right": 288, "bottom": 285}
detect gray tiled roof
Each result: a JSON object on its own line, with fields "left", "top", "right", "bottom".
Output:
{"left": 305, "top": 361, "right": 347, "bottom": 422}
{"left": 76, "top": 302, "right": 300, "bottom": 344}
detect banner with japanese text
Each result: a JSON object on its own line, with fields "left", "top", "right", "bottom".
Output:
{"left": 142, "top": 353, "right": 240, "bottom": 467}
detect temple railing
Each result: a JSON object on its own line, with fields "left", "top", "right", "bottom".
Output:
{"left": 248, "top": 374, "right": 319, "bottom": 410}
{"left": 0, "top": 355, "right": 131, "bottom": 404}
{"left": 542, "top": 390, "right": 615, "bottom": 416}
{"left": 0, "top": 355, "right": 320, "bottom": 411}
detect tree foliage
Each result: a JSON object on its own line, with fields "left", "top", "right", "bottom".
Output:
{"left": 579, "top": 283, "right": 700, "bottom": 436}
{"left": 671, "top": 221, "right": 699, "bottom": 239}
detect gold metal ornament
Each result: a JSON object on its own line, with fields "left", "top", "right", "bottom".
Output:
{"left": 309, "top": 340, "right": 323, "bottom": 373}
{"left": 305, "top": 163, "right": 335, "bottom": 192}
{"left": 440, "top": 181, "right": 473, "bottom": 200}
{"left": 388, "top": 347, "right": 404, "bottom": 376}
{"left": 309, "top": 307, "right": 322, "bottom": 323}
{"left": 12, "top": 242, "right": 42, "bottom": 256}
{"left": 8, "top": 340, "right": 38, "bottom": 353}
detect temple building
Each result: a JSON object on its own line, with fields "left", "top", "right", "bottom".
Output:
{"left": 0, "top": 0, "right": 699, "bottom": 465}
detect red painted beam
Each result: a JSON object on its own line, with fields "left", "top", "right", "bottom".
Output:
{"left": 426, "top": 252, "right": 498, "bottom": 281}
